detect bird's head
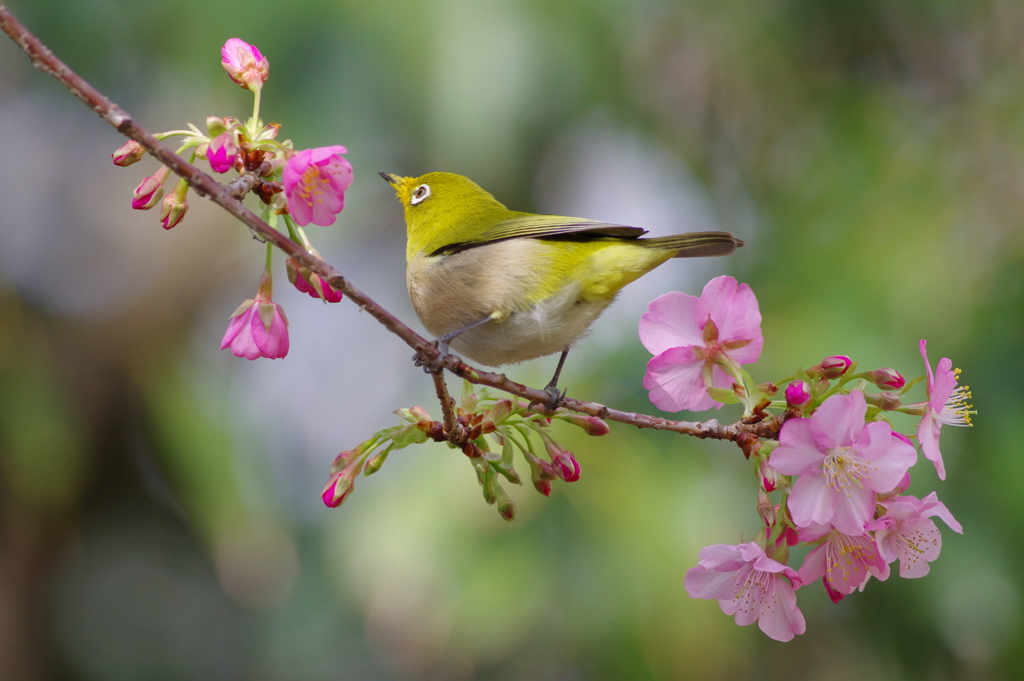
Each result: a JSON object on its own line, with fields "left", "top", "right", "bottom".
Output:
{"left": 379, "top": 171, "right": 512, "bottom": 258}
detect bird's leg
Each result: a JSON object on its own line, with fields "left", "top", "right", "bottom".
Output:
{"left": 541, "top": 348, "right": 570, "bottom": 411}
{"left": 413, "top": 314, "right": 496, "bottom": 372}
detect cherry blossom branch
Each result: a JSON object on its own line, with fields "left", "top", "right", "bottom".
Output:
{"left": 0, "top": 4, "right": 784, "bottom": 446}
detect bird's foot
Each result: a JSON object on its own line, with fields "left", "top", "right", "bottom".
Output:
{"left": 542, "top": 384, "right": 566, "bottom": 412}
{"left": 413, "top": 339, "right": 451, "bottom": 373}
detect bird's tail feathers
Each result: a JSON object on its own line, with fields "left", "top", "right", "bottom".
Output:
{"left": 642, "top": 231, "right": 745, "bottom": 258}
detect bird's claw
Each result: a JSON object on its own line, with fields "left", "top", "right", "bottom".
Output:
{"left": 413, "top": 339, "right": 450, "bottom": 373}
{"left": 542, "top": 385, "right": 566, "bottom": 412}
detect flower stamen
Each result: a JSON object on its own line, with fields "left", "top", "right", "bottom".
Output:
{"left": 939, "top": 373, "right": 974, "bottom": 427}
{"left": 823, "top": 446, "right": 869, "bottom": 494}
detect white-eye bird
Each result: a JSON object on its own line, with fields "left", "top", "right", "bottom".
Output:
{"left": 380, "top": 171, "right": 743, "bottom": 398}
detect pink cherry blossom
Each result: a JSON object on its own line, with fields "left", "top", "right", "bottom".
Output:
{"left": 684, "top": 542, "right": 805, "bottom": 642}
{"left": 207, "top": 131, "right": 239, "bottom": 173}
{"left": 769, "top": 391, "right": 917, "bottom": 535}
{"left": 917, "top": 339, "right": 972, "bottom": 480}
{"left": 283, "top": 146, "right": 353, "bottom": 227}
{"left": 797, "top": 522, "right": 887, "bottom": 602}
{"left": 220, "top": 294, "right": 290, "bottom": 360}
{"left": 873, "top": 492, "right": 962, "bottom": 578}
{"left": 639, "top": 276, "right": 762, "bottom": 411}
{"left": 221, "top": 38, "right": 269, "bottom": 91}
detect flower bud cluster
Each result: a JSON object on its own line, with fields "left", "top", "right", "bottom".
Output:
{"left": 319, "top": 383, "right": 609, "bottom": 522}
{"left": 113, "top": 38, "right": 357, "bottom": 360}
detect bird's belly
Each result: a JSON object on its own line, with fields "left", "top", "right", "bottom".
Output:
{"left": 406, "top": 244, "right": 614, "bottom": 366}
{"left": 450, "top": 289, "right": 613, "bottom": 366}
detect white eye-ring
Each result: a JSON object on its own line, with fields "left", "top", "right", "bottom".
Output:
{"left": 411, "top": 184, "right": 431, "bottom": 205}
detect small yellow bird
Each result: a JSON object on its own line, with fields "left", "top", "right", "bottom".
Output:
{"left": 380, "top": 171, "right": 743, "bottom": 397}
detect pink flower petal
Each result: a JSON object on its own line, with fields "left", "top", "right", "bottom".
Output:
{"left": 808, "top": 391, "right": 867, "bottom": 449}
{"left": 829, "top": 485, "right": 876, "bottom": 535}
{"left": 699, "top": 276, "right": 763, "bottom": 362}
{"left": 695, "top": 543, "right": 749, "bottom": 571}
{"left": 638, "top": 291, "right": 703, "bottom": 355}
{"left": 684, "top": 564, "right": 742, "bottom": 601}
{"left": 920, "top": 491, "right": 963, "bottom": 533}
{"left": 643, "top": 346, "right": 708, "bottom": 411}
{"left": 930, "top": 356, "right": 958, "bottom": 413}
{"left": 797, "top": 543, "right": 827, "bottom": 585}
{"left": 771, "top": 418, "right": 824, "bottom": 476}
{"left": 917, "top": 414, "right": 945, "bottom": 480}
{"left": 307, "top": 145, "right": 349, "bottom": 165}
{"left": 250, "top": 302, "right": 289, "bottom": 359}
{"left": 221, "top": 305, "right": 263, "bottom": 360}
{"left": 756, "top": 579, "right": 806, "bottom": 642}
{"left": 788, "top": 473, "right": 838, "bottom": 528}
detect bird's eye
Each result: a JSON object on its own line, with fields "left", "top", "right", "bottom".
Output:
{"left": 411, "top": 184, "right": 431, "bottom": 205}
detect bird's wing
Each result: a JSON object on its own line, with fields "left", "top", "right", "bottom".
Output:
{"left": 432, "top": 215, "right": 647, "bottom": 255}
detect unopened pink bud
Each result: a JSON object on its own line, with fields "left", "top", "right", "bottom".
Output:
{"left": 159, "top": 179, "right": 189, "bottom": 229}
{"left": 207, "top": 131, "right": 239, "bottom": 174}
{"left": 330, "top": 450, "right": 353, "bottom": 473}
{"left": 817, "top": 355, "right": 852, "bottom": 379}
{"left": 483, "top": 399, "right": 513, "bottom": 425}
{"left": 563, "top": 414, "right": 610, "bottom": 436}
{"left": 869, "top": 368, "right": 905, "bottom": 391}
{"left": 865, "top": 392, "right": 902, "bottom": 411}
{"left": 759, "top": 458, "right": 780, "bottom": 492}
{"left": 131, "top": 166, "right": 171, "bottom": 210}
{"left": 321, "top": 470, "right": 354, "bottom": 508}
{"left": 112, "top": 140, "right": 145, "bottom": 167}
{"left": 532, "top": 477, "right": 552, "bottom": 497}
{"left": 207, "top": 116, "right": 228, "bottom": 137}
{"left": 757, "top": 489, "right": 776, "bottom": 524}
{"left": 221, "top": 38, "right": 269, "bottom": 91}
{"left": 495, "top": 486, "right": 516, "bottom": 522}
{"left": 285, "top": 255, "right": 342, "bottom": 303}
{"left": 550, "top": 449, "right": 581, "bottom": 482}
{"left": 408, "top": 406, "right": 431, "bottom": 422}
{"left": 257, "top": 122, "right": 281, "bottom": 140}
{"left": 785, "top": 381, "right": 811, "bottom": 407}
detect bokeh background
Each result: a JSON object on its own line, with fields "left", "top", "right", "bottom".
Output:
{"left": 1, "top": 0, "right": 1021, "bottom": 679}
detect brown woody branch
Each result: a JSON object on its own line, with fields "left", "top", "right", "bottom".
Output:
{"left": 0, "top": 5, "right": 786, "bottom": 446}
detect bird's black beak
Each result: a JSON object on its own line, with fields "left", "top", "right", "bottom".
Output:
{"left": 378, "top": 172, "right": 401, "bottom": 186}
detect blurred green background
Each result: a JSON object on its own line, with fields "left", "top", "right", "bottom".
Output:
{"left": 0, "top": 0, "right": 1020, "bottom": 679}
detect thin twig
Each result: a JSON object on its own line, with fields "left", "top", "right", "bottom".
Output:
{"left": 0, "top": 5, "right": 782, "bottom": 445}
{"left": 430, "top": 371, "right": 459, "bottom": 438}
